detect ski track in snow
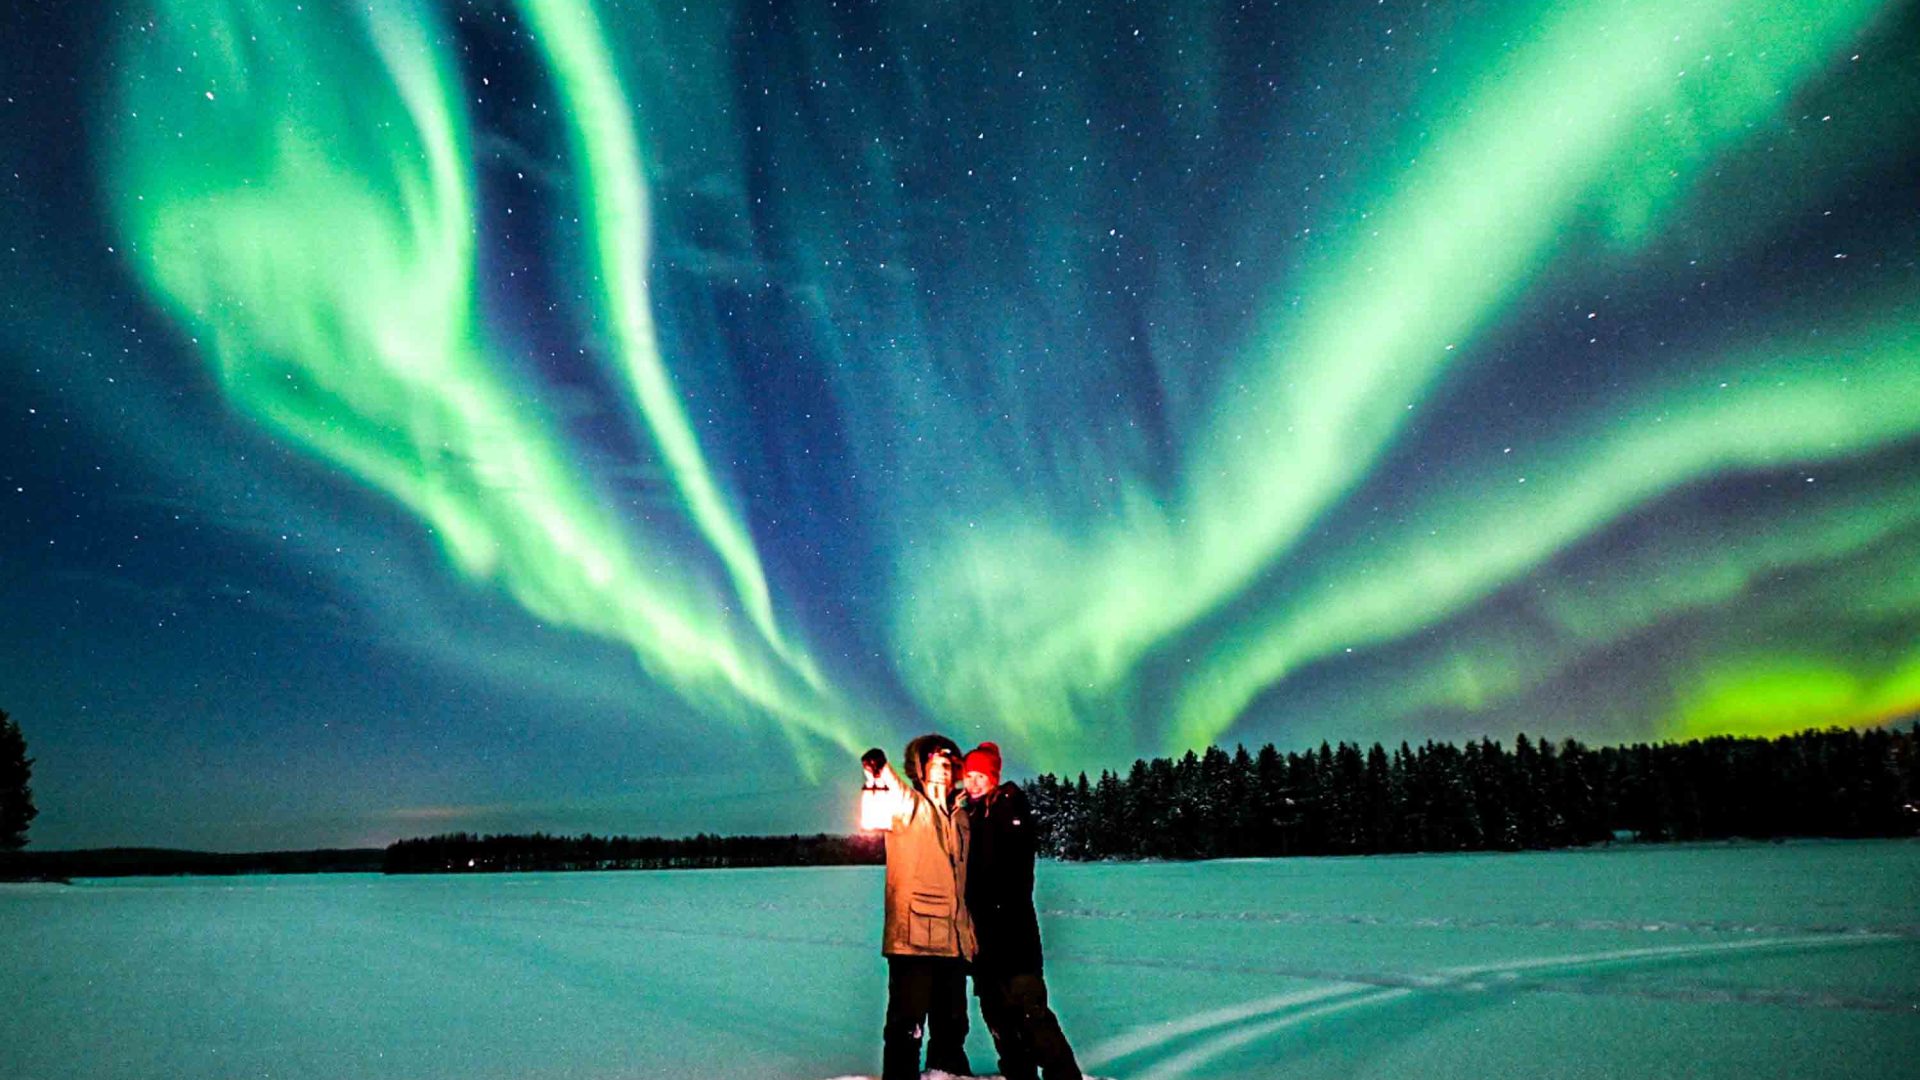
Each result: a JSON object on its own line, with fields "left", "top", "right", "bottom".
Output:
{"left": 446, "top": 897, "right": 1916, "bottom": 1075}
{"left": 1086, "top": 934, "right": 1903, "bottom": 1079}
{"left": 1044, "top": 904, "right": 1920, "bottom": 940}
{"left": 439, "top": 897, "right": 1914, "bottom": 1076}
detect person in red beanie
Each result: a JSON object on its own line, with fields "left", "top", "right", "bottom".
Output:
{"left": 960, "top": 742, "right": 1083, "bottom": 1080}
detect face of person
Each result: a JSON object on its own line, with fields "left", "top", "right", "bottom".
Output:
{"left": 924, "top": 750, "right": 954, "bottom": 786}
{"left": 962, "top": 770, "right": 993, "bottom": 799}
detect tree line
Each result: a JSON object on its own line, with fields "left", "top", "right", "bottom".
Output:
{"left": 383, "top": 830, "right": 885, "bottom": 873}
{"left": 8, "top": 707, "right": 1914, "bottom": 878}
{"left": 1025, "top": 724, "right": 1920, "bottom": 860}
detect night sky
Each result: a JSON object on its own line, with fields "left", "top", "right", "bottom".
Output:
{"left": 3, "top": 0, "right": 1916, "bottom": 851}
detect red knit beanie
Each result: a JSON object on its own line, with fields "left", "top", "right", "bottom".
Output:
{"left": 962, "top": 742, "right": 1002, "bottom": 784}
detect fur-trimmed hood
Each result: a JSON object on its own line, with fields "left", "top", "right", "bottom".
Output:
{"left": 901, "top": 733, "right": 962, "bottom": 791}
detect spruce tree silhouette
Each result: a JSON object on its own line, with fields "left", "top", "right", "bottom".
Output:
{"left": 0, "top": 709, "right": 36, "bottom": 851}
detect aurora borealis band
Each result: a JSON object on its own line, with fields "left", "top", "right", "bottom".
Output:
{"left": 2, "top": 1, "right": 1916, "bottom": 847}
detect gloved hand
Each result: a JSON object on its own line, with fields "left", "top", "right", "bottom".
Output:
{"left": 861, "top": 748, "right": 888, "bottom": 777}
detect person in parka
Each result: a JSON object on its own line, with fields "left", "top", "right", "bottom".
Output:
{"left": 960, "top": 742, "right": 1082, "bottom": 1080}
{"left": 862, "top": 734, "right": 976, "bottom": 1080}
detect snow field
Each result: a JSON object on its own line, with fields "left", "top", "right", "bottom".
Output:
{"left": 0, "top": 840, "right": 1914, "bottom": 1079}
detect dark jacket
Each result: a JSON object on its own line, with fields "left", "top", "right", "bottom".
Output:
{"left": 962, "top": 780, "right": 1044, "bottom": 975}
{"left": 881, "top": 734, "right": 976, "bottom": 959}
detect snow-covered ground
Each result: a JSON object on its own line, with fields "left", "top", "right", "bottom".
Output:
{"left": 2, "top": 840, "right": 1915, "bottom": 1079}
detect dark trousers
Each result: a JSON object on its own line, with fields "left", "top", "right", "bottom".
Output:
{"left": 883, "top": 955, "right": 971, "bottom": 1080}
{"left": 975, "top": 969, "right": 1082, "bottom": 1080}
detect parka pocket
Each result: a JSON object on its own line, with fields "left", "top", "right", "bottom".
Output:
{"left": 908, "top": 890, "right": 953, "bottom": 951}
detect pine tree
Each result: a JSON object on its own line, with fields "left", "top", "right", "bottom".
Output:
{"left": 1361, "top": 743, "right": 1394, "bottom": 854}
{"left": 1197, "top": 746, "right": 1234, "bottom": 858}
{"left": 1511, "top": 733, "right": 1547, "bottom": 848}
{"left": 1252, "top": 744, "right": 1289, "bottom": 855}
{"left": 1291, "top": 749, "right": 1327, "bottom": 855}
{"left": 1329, "top": 742, "right": 1366, "bottom": 853}
{"left": 1169, "top": 750, "right": 1204, "bottom": 858}
{"left": 1060, "top": 773, "right": 1093, "bottom": 859}
{"left": 1027, "top": 773, "right": 1063, "bottom": 857}
{"left": 1140, "top": 756, "right": 1178, "bottom": 858}
{"left": 1224, "top": 745, "right": 1256, "bottom": 857}
{"left": 1091, "top": 770, "right": 1125, "bottom": 859}
{"left": 1468, "top": 738, "right": 1518, "bottom": 850}
{"left": 0, "top": 710, "right": 35, "bottom": 852}
{"left": 1120, "top": 759, "right": 1153, "bottom": 859}
{"left": 1425, "top": 741, "right": 1482, "bottom": 850}
{"left": 1388, "top": 742, "right": 1418, "bottom": 851}
{"left": 1556, "top": 739, "right": 1607, "bottom": 844}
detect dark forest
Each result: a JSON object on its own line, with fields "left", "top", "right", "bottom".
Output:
{"left": 1024, "top": 724, "right": 1917, "bottom": 860}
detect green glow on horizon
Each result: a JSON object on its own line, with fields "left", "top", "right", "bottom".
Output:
{"left": 1667, "top": 650, "right": 1920, "bottom": 742}
{"left": 107, "top": 0, "right": 851, "bottom": 761}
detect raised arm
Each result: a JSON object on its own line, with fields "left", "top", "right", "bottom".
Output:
{"left": 860, "top": 747, "right": 909, "bottom": 829}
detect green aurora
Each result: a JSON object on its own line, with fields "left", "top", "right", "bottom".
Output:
{"left": 90, "top": 0, "right": 1920, "bottom": 774}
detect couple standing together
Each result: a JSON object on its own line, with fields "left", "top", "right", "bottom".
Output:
{"left": 861, "top": 735, "right": 1082, "bottom": 1080}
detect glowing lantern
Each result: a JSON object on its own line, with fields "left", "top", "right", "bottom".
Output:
{"left": 860, "top": 776, "right": 896, "bottom": 831}
{"left": 859, "top": 748, "right": 897, "bottom": 831}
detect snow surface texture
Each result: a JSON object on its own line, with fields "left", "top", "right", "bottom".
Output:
{"left": 2, "top": 841, "right": 1916, "bottom": 1078}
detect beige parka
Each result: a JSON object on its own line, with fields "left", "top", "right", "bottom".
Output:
{"left": 877, "top": 734, "right": 977, "bottom": 959}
